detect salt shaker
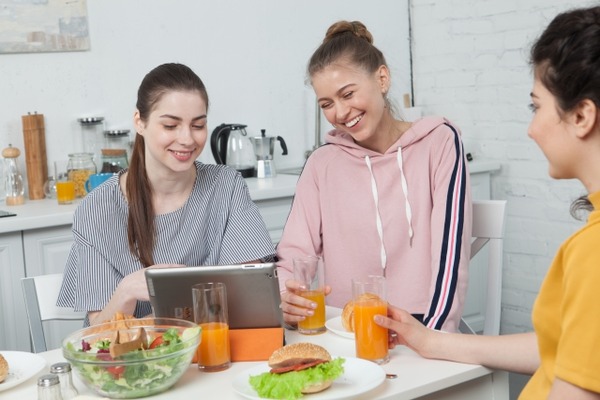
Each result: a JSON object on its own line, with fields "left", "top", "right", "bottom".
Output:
{"left": 37, "top": 374, "right": 64, "bottom": 400}
{"left": 49, "top": 362, "right": 78, "bottom": 399}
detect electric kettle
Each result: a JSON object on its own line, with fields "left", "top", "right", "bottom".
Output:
{"left": 210, "top": 123, "right": 256, "bottom": 178}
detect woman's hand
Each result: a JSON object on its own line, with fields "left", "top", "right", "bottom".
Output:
{"left": 280, "top": 279, "right": 331, "bottom": 324}
{"left": 119, "top": 263, "right": 184, "bottom": 302}
{"left": 375, "top": 304, "right": 439, "bottom": 358}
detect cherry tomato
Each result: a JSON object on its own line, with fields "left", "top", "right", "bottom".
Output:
{"left": 149, "top": 335, "right": 166, "bottom": 349}
{"left": 107, "top": 365, "right": 125, "bottom": 378}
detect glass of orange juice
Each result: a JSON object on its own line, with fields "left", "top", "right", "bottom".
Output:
{"left": 293, "top": 255, "right": 326, "bottom": 334}
{"left": 352, "top": 276, "right": 389, "bottom": 364}
{"left": 56, "top": 180, "right": 75, "bottom": 204}
{"left": 192, "top": 282, "right": 231, "bottom": 372}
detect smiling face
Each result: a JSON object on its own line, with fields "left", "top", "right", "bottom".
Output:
{"left": 134, "top": 89, "right": 208, "bottom": 176}
{"left": 528, "top": 78, "right": 578, "bottom": 180}
{"left": 312, "top": 62, "right": 391, "bottom": 152}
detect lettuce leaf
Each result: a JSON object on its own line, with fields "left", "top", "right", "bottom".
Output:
{"left": 249, "top": 358, "right": 345, "bottom": 399}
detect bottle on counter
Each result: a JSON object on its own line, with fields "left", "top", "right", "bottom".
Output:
{"left": 2, "top": 144, "right": 25, "bottom": 205}
{"left": 67, "top": 153, "right": 96, "bottom": 198}
{"left": 49, "top": 362, "right": 78, "bottom": 399}
{"left": 37, "top": 374, "right": 64, "bottom": 400}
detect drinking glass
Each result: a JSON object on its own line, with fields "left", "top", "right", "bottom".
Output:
{"left": 192, "top": 282, "right": 231, "bottom": 372}
{"left": 293, "top": 255, "right": 326, "bottom": 334}
{"left": 352, "top": 275, "right": 389, "bottom": 364}
{"left": 54, "top": 161, "right": 75, "bottom": 205}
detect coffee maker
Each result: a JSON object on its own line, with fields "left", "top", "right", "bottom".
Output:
{"left": 249, "top": 130, "right": 288, "bottom": 178}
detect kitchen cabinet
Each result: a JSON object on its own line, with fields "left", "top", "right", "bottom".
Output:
{"left": 0, "top": 232, "right": 28, "bottom": 351}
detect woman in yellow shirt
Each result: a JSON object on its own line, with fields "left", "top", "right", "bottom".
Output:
{"left": 375, "top": 5, "right": 600, "bottom": 399}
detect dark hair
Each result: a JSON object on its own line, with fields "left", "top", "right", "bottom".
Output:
{"left": 127, "top": 63, "right": 209, "bottom": 267}
{"left": 530, "top": 6, "right": 600, "bottom": 218}
{"left": 307, "top": 21, "right": 391, "bottom": 105}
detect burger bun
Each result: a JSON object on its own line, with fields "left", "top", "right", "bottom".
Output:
{"left": 268, "top": 342, "right": 331, "bottom": 368}
{"left": 342, "top": 293, "right": 382, "bottom": 332}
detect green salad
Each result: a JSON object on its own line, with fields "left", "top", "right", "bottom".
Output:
{"left": 64, "top": 326, "right": 200, "bottom": 399}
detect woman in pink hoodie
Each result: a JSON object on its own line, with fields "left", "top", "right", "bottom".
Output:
{"left": 277, "top": 20, "right": 472, "bottom": 332}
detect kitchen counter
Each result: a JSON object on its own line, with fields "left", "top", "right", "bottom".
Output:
{"left": 0, "top": 173, "right": 300, "bottom": 235}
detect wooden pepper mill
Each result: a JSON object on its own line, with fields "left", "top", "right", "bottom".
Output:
{"left": 2, "top": 145, "right": 25, "bottom": 205}
{"left": 22, "top": 112, "right": 48, "bottom": 200}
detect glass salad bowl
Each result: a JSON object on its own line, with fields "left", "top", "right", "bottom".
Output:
{"left": 62, "top": 317, "right": 201, "bottom": 398}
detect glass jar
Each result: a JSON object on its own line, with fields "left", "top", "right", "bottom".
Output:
{"left": 100, "top": 149, "right": 128, "bottom": 173}
{"left": 2, "top": 145, "right": 25, "bottom": 205}
{"left": 104, "top": 129, "right": 130, "bottom": 152}
{"left": 67, "top": 152, "right": 96, "bottom": 198}
{"left": 78, "top": 117, "right": 104, "bottom": 164}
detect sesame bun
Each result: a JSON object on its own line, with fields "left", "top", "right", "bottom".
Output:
{"left": 342, "top": 293, "right": 382, "bottom": 332}
{"left": 268, "top": 342, "right": 331, "bottom": 368}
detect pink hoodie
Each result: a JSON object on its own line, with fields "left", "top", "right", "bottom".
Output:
{"left": 276, "top": 116, "right": 472, "bottom": 332}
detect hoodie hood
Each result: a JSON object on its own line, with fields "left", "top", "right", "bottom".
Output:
{"left": 325, "top": 116, "right": 449, "bottom": 157}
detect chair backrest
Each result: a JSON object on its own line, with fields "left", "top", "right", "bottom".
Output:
{"left": 461, "top": 199, "right": 507, "bottom": 336}
{"left": 21, "top": 273, "right": 86, "bottom": 353}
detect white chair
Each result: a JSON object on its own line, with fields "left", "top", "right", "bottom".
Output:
{"left": 21, "top": 273, "right": 86, "bottom": 353}
{"left": 460, "top": 199, "right": 507, "bottom": 336}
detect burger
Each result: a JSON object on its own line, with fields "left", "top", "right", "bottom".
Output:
{"left": 0, "top": 353, "right": 8, "bottom": 383}
{"left": 249, "top": 343, "right": 345, "bottom": 399}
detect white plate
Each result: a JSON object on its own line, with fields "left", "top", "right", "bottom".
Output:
{"left": 232, "top": 356, "right": 385, "bottom": 399}
{"left": 325, "top": 316, "right": 354, "bottom": 339}
{"left": 0, "top": 351, "right": 46, "bottom": 392}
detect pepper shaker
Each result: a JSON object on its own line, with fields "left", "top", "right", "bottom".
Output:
{"left": 49, "top": 362, "right": 78, "bottom": 399}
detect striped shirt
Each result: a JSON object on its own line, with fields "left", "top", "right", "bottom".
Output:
{"left": 57, "top": 162, "right": 275, "bottom": 324}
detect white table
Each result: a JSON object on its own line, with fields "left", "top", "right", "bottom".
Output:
{"left": 2, "top": 308, "right": 509, "bottom": 399}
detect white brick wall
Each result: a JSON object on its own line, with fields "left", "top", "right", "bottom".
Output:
{"left": 410, "top": 0, "right": 595, "bottom": 334}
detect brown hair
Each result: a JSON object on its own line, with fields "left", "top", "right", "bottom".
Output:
{"left": 530, "top": 6, "right": 600, "bottom": 218}
{"left": 127, "top": 63, "right": 209, "bottom": 267}
{"left": 308, "top": 20, "right": 387, "bottom": 82}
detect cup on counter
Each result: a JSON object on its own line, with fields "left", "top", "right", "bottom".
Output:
{"left": 192, "top": 282, "right": 231, "bottom": 372}
{"left": 55, "top": 177, "right": 75, "bottom": 205}
{"left": 293, "top": 255, "right": 326, "bottom": 335}
{"left": 85, "top": 172, "right": 113, "bottom": 193}
{"left": 352, "top": 275, "right": 389, "bottom": 364}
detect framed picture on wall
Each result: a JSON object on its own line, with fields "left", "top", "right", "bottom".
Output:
{"left": 0, "top": 0, "right": 89, "bottom": 54}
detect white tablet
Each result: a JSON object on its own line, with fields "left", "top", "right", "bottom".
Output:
{"left": 145, "top": 263, "right": 284, "bottom": 329}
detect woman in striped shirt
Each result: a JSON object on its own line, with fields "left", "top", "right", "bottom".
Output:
{"left": 57, "top": 63, "right": 275, "bottom": 326}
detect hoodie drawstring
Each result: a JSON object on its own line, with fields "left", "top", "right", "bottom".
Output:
{"left": 396, "top": 147, "right": 414, "bottom": 241}
{"left": 364, "top": 155, "right": 387, "bottom": 271}
{"left": 364, "top": 147, "right": 414, "bottom": 271}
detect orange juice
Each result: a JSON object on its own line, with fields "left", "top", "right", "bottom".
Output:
{"left": 197, "top": 322, "right": 230, "bottom": 371}
{"left": 354, "top": 299, "right": 389, "bottom": 363}
{"left": 56, "top": 181, "right": 75, "bottom": 204}
{"left": 298, "top": 290, "right": 326, "bottom": 334}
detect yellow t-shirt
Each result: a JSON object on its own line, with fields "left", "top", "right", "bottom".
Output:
{"left": 520, "top": 192, "right": 600, "bottom": 398}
